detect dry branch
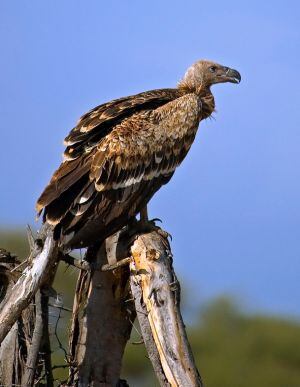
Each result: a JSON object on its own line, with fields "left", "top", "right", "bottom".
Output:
{"left": 0, "top": 249, "right": 37, "bottom": 386}
{"left": 41, "top": 288, "right": 54, "bottom": 387}
{"left": 130, "top": 230, "right": 203, "bottom": 387}
{"left": 0, "top": 226, "right": 58, "bottom": 344}
{"left": 21, "top": 290, "right": 44, "bottom": 386}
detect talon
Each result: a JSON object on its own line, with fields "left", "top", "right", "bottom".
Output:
{"left": 150, "top": 218, "right": 162, "bottom": 224}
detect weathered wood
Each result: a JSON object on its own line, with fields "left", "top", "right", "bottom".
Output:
{"left": 0, "top": 322, "right": 19, "bottom": 386}
{"left": 68, "top": 232, "right": 135, "bottom": 386}
{"left": 130, "top": 273, "right": 170, "bottom": 387}
{"left": 130, "top": 230, "right": 203, "bottom": 387}
{"left": 21, "top": 290, "right": 44, "bottom": 386}
{"left": 101, "top": 256, "right": 132, "bottom": 272}
{"left": 0, "top": 224, "right": 205, "bottom": 387}
{"left": 0, "top": 226, "right": 58, "bottom": 344}
{"left": 41, "top": 289, "right": 54, "bottom": 387}
{"left": 61, "top": 252, "right": 91, "bottom": 271}
{"left": 0, "top": 250, "right": 36, "bottom": 386}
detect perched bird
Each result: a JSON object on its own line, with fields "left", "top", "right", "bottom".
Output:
{"left": 36, "top": 60, "right": 241, "bottom": 249}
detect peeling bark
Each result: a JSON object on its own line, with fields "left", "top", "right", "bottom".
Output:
{"left": 21, "top": 290, "right": 44, "bottom": 386}
{"left": 130, "top": 230, "right": 203, "bottom": 387}
{"left": 0, "top": 249, "right": 36, "bottom": 386}
{"left": 130, "top": 273, "right": 170, "bottom": 387}
{"left": 68, "top": 232, "right": 135, "bottom": 386}
{"left": 0, "top": 226, "right": 58, "bottom": 344}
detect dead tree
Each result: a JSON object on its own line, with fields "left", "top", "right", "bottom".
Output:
{"left": 67, "top": 236, "right": 135, "bottom": 386}
{"left": 0, "top": 223, "right": 203, "bottom": 386}
{"left": 0, "top": 248, "right": 52, "bottom": 386}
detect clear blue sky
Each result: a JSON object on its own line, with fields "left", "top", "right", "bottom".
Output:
{"left": 0, "top": 1, "right": 299, "bottom": 317}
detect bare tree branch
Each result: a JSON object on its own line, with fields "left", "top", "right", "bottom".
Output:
{"left": 0, "top": 226, "right": 58, "bottom": 344}
{"left": 21, "top": 290, "right": 44, "bottom": 387}
{"left": 41, "top": 289, "right": 54, "bottom": 387}
{"left": 101, "top": 257, "right": 132, "bottom": 272}
{"left": 0, "top": 250, "right": 36, "bottom": 386}
{"left": 60, "top": 253, "right": 91, "bottom": 271}
{"left": 130, "top": 230, "right": 203, "bottom": 387}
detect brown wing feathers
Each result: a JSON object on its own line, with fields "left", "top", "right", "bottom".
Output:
{"left": 36, "top": 88, "right": 187, "bottom": 247}
{"left": 36, "top": 150, "right": 94, "bottom": 214}
{"left": 63, "top": 88, "right": 182, "bottom": 158}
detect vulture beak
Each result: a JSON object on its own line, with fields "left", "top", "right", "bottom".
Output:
{"left": 223, "top": 67, "right": 241, "bottom": 84}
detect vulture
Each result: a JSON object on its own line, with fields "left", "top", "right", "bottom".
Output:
{"left": 36, "top": 60, "right": 241, "bottom": 249}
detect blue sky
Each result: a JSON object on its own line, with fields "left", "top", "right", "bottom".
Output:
{"left": 0, "top": 0, "right": 299, "bottom": 317}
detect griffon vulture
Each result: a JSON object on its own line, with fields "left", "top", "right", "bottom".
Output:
{"left": 36, "top": 60, "right": 241, "bottom": 249}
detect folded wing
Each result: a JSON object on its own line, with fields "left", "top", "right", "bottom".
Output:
{"left": 36, "top": 88, "right": 189, "bottom": 247}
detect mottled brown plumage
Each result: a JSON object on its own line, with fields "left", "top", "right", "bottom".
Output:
{"left": 37, "top": 60, "right": 241, "bottom": 249}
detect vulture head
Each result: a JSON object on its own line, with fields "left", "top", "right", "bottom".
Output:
{"left": 179, "top": 60, "right": 241, "bottom": 92}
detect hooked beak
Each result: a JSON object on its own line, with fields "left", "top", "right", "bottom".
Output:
{"left": 223, "top": 67, "right": 241, "bottom": 84}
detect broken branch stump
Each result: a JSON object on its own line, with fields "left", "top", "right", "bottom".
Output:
{"left": 130, "top": 230, "right": 203, "bottom": 387}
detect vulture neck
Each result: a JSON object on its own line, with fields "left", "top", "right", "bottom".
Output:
{"left": 178, "top": 83, "right": 215, "bottom": 119}
{"left": 199, "top": 87, "right": 215, "bottom": 119}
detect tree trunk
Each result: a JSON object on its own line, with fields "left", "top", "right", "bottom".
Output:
{"left": 68, "top": 233, "right": 135, "bottom": 386}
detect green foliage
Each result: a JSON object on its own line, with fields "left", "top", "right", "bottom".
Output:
{"left": 0, "top": 228, "right": 29, "bottom": 259}
{"left": 123, "top": 298, "right": 300, "bottom": 386}
{"left": 1, "top": 230, "right": 300, "bottom": 387}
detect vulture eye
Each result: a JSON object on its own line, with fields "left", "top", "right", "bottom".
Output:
{"left": 209, "top": 66, "right": 217, "bottom": 73}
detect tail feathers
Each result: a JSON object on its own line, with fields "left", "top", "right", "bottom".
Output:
{"left": 43, "top": 174, "right": 90, "bottom": 225}
{"left": 36, "top": 152, "right": 94, "bottom": 213}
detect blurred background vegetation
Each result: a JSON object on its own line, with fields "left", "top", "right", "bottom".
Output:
{"left": 1, "top": 229, "right": 300, "bottom": 387}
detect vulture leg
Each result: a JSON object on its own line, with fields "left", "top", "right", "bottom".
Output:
{"left": 138, "top": 205, "right": 161, "bottom": 233}
{"left": 140, "top": 206, "right": 149, "bottom": 223}
{"left": 138, "top": 205, "right": 152, "bottom": 231}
